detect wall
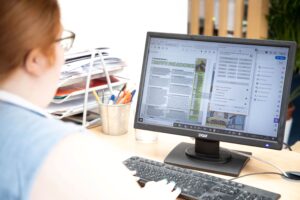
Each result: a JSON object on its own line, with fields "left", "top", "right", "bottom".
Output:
{"left": 59, "top": 0, "right": 188, "bottom": 82}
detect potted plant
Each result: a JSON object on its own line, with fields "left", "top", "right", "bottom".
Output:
{"left": 267, "top": 0, "right": 300, "bottom": 143}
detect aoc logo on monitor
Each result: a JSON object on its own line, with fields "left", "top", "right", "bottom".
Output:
{"left": 198, "top": 133, "right": 208, "bottom": 138}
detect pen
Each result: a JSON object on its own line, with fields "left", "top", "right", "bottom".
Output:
{"left": 130, "top": 89, "right": 136, "bottom": 101}
{"left": 109, "top": 94, "right": 115, "bottom": 105}
{"left": 101, "top": 90, "right": 104, "bottom": 103}
{"left": 119, "top": 83, "right": 127, "bottom": 94}
{"left": 116, "top": 83, "right": 127, "bottom": 102}
{"left": 116, "top": 90, "right": 127, "bottom": 104}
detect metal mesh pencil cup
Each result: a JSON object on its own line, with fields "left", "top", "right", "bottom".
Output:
{"left": 98, "top": 101, "right": 131, "bottom": 136}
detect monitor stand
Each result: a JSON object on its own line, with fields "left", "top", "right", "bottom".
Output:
{"left": 164, "top": 138, "right": 251, "bottom": 177}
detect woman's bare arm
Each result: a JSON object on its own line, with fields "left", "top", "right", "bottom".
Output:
{"left": 30, "top": 133, "right": 180, "bottom": 200}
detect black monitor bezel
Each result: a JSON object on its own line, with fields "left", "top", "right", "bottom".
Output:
{"left": 134, "top": 32, "right": 297, "bottom": 150}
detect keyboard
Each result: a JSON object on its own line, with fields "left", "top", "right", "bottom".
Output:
{"left": 123, "top": 156, "right": 280, "bottom": 200}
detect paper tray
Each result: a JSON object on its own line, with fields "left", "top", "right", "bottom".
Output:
{"left": 52, "top": 77, "right": 127, "bottom": 104}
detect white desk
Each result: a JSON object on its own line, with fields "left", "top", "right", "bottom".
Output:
{"left": 91, "top": 126, "right": 300, "bottom": 200}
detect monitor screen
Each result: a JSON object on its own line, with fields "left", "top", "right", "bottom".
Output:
{"left": 134, "top": 32, "right": 296, "bottom": 176}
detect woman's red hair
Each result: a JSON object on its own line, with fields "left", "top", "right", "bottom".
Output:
{"left": 0, "top": 0, "right": 61, "bottom": 78}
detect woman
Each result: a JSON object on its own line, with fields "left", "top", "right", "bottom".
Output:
{"left": 0, "top": 0, "right": 180, "bottom": 199}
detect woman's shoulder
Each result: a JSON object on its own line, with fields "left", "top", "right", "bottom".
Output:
{"left": 0, "top": 100, "right": 81, "bottom": 135}
{"left": 0, "top": 101, "right": 84, "bottom": 200}
{"left": 0, "top": 100, "right": 82, "bottom": 162}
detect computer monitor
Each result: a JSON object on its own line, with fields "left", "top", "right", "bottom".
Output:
{"left": 134, "top": 32, "right": 297, "bottom": 176}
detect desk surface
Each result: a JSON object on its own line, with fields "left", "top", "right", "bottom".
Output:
{"left": 90, "top": 127, "right": 300, "bottom": 200}
{"left": 293, "top": 141, "right": 300, "bottom": 152}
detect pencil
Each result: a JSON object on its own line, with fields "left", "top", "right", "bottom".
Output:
{"left": 92, "top": 90, "right": 101, "bottom": 104}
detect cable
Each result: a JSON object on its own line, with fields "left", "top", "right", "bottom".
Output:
{"left": 227, "top": 149, "right": 288, "bottom": 177}
{"left": 229, "top": 172, "right": 283, "bottom": 181}
{"left": 283, "top": 142, "right": 292, "bottom": 151}
{"left": 227, "top": 148, "right": 300, "bottom": 181}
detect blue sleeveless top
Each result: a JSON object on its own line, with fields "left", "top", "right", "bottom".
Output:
{"left": 0, "top": 101, "right": 82, "bottom": 200}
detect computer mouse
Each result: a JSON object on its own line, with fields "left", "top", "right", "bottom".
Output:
{"left": 285, "top": 171, "right": 300, "bottom": 180}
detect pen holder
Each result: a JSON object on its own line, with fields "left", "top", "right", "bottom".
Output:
{"left": 98, "top": 100, "right": 131, "bottom": 136}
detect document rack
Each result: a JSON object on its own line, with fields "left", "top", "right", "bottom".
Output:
{"left": 47, "top": 47, "right": 127, "bottom": 127}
